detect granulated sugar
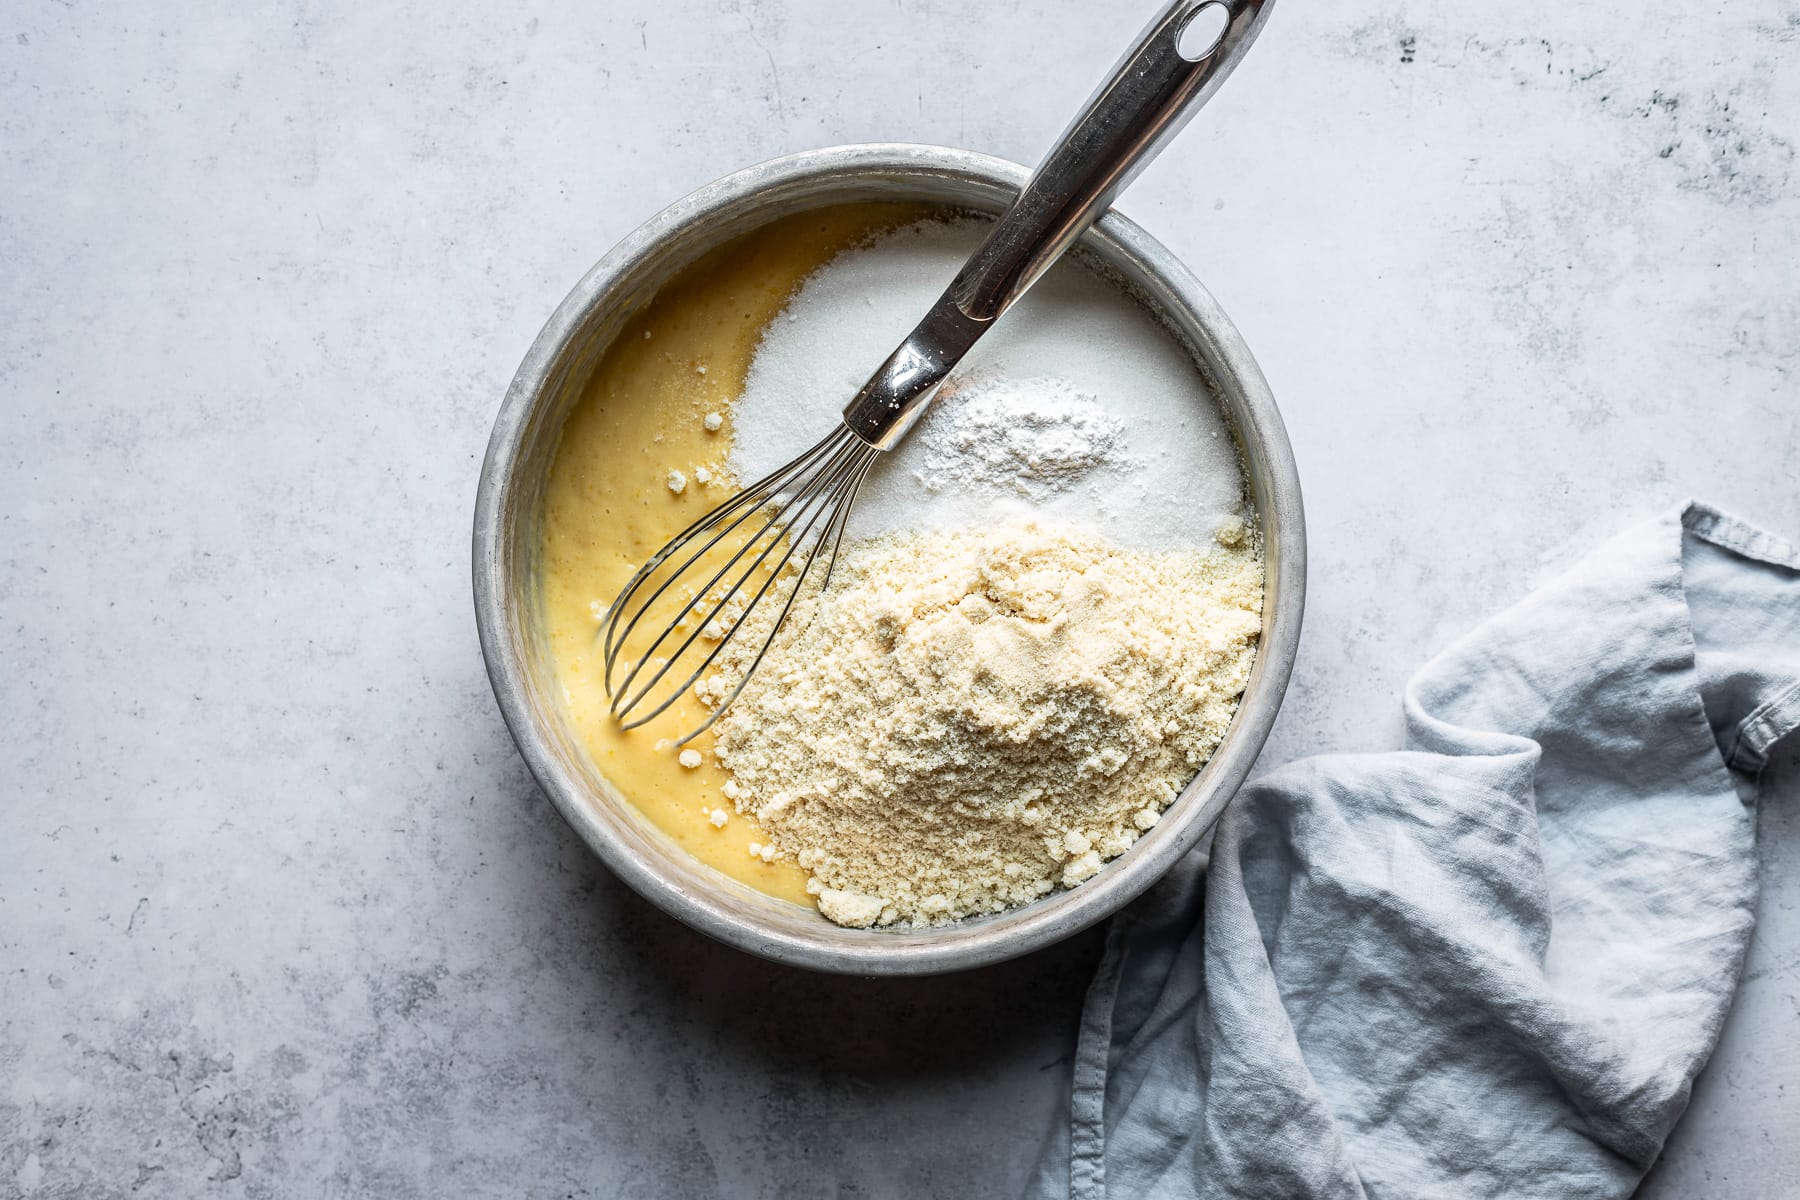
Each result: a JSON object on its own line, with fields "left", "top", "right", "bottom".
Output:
{"left": 730, "top": 218, "right": 1247, "bottom": 550}
{"left": 710, "top": 520, "right": 1263, "bottom": 927}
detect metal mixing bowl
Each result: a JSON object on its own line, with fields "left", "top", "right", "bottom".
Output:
{"left": 473, "top": 144, "right": 1304, "bottom": 975}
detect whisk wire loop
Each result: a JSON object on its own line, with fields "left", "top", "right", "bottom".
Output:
{"left": 599, "top": 426, "right": 879, "bottom": 741}
{"left": 599, "top": 428, "right": 840, "bottom": 691}
{"left": 610, "top": 434, "right": 865, "bottom": 723}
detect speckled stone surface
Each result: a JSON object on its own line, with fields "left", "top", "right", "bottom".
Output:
{"left": 3, "top": 2, "right": 1796, "bottom": 1196}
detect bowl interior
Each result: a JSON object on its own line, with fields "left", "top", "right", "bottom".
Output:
{"left": 475, "top": 145, "right": 1303, "bottom": 975}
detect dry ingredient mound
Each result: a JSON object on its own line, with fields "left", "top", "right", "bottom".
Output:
{"left": 710, "top": 519, "right": 1262, "bottom": 928}
{"left": 918, "top": 375, "right": 1130, "bottom": 502}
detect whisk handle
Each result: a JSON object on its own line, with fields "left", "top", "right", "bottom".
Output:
{"left": 843, "top": 0, "right": 1274, "bottom": 450}
{"left": 953, "top": 0, "right": 1274, "bottom": 322}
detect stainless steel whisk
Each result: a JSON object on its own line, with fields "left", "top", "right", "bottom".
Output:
{"left": 603, "top": 0, "right": 1274, "bottom": 742}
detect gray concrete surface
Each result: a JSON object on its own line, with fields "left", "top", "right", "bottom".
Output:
{"left": 2, "top": 1, "right": 1796, "bottom": 1196}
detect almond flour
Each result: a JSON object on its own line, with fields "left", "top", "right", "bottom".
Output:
{"left": 708, "top": 519, "right": 1262, "bottom": 927}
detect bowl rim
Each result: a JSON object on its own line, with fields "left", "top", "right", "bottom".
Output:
{"left": 473, "top": 142, "right": 1305, "bottom": 975}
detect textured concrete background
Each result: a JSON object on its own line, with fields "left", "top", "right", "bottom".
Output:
{"left": 3, "top": 1, "right": 1797, "bottom": 1196}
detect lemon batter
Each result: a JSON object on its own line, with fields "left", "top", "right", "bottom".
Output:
{"left": 539, "top": 204, "right": 926, "bottom": 904}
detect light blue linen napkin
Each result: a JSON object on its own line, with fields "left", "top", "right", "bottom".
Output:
{"left": 1029, "top": 502, "right": 1800, "bottom": 1200}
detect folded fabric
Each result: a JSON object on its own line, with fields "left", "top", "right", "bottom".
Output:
{"left": 1028, "top": 502, "right": 1800, "bottom": 1200}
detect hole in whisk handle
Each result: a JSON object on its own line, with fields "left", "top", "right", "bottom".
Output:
{"left": 1175, "top": 1, "right": 1232, "bottom": 62}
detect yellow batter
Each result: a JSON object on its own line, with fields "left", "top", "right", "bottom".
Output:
{"left": 539, "top": 203, "right": 927, "bottom": 905}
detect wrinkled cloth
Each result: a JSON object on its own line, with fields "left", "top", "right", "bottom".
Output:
{"left": 1029, "top": 502, "right": 1800, "bottom": 1200}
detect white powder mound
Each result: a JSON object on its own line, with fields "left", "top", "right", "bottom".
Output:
{"left": 918, "top": 375, "right": 1131, "bottom": 501}
{"left": 730, "top": 218, "right": 1247, "bottom": 550}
